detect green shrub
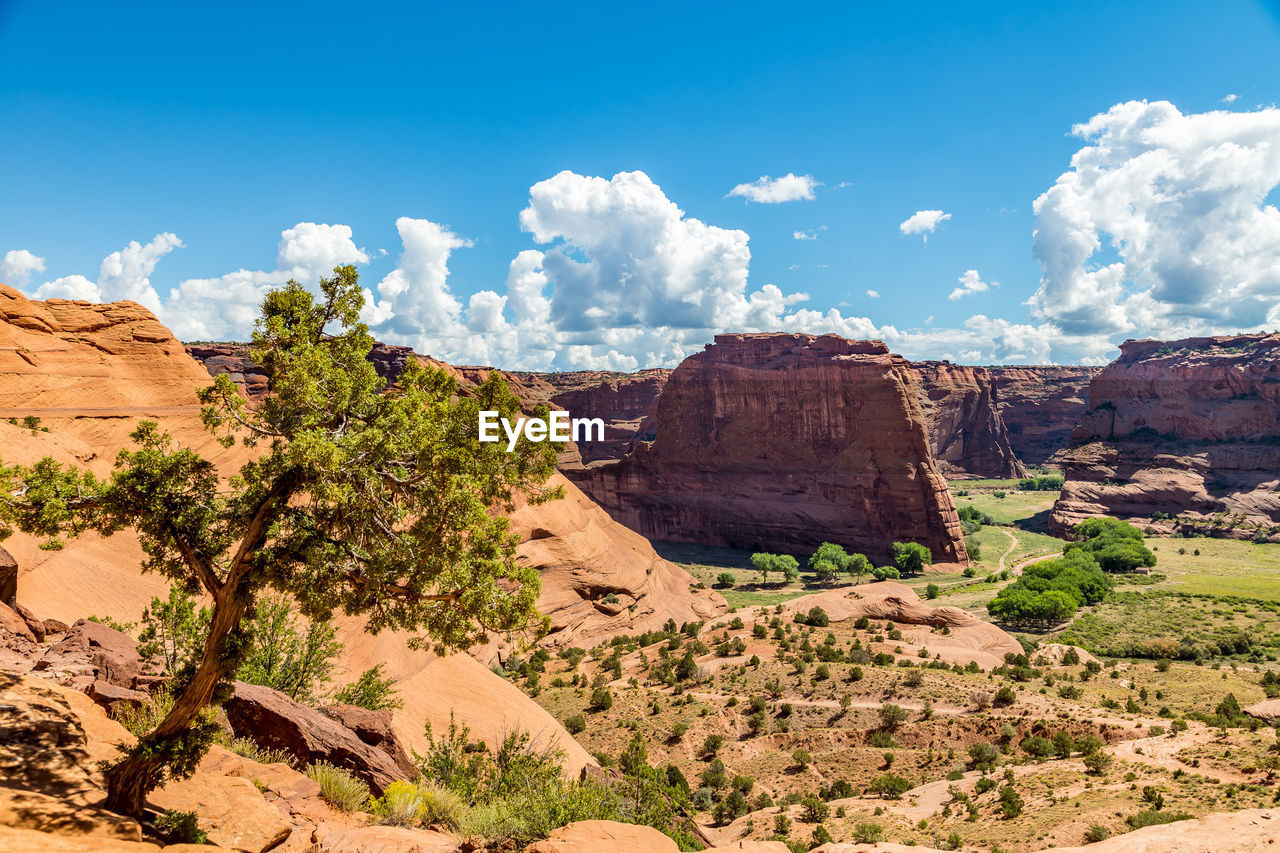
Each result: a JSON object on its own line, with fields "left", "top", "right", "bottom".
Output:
{"left": 869, "top": 774, "right": 911, "bottom": 799}
{"left": 564, "top": 714, "right": 586, "bottom": 734}
{"left": 154, "top": 810, "right": 206, "bottom": 844}
{"left": 589, "top": 687, "right": 613, "bottom": 711}
{"left": 227, "top": 736, "right": 293, "bottom": 766}
{"left": 306, "top": 762, "right": 370, "bottom": 812}
{"left": 1127, "top": 810, "right": 1193, "bottom": 829}
{"left": 1085, "top": 824, "right": 1110, "bottom": 842}
{"left": 334, "top": 663, "right": 403, "bottom": 710}
{"left": 371, "top": 779, "right": 465, "bottom": 828}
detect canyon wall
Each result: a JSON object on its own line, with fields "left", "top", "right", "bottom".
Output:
{"left": 533, "top": 369, "right": 671, "bottom": 465}
{"left": 567, "top": 333, "right": 969, "bottom": 565}
{"left": 1049, "top": 335, "right": 1280, "bottom": 539}
{"left": 910, "top": 361, "right": 1027, "bottom": 479}
{"left": 989, "top": 366, "right": 1100, "bottom": 466}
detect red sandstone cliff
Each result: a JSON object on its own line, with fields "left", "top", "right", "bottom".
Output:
{"left": 532, "top": 369, "right": 672, "bottom": 464}
{"left": 1049, "top": 335, "right": 1280, "bottom": 539}
{"left": 910, "top": 362, "right": 1028, "bottom": 479}
{"left": 567, "top": 333, "right": 969, "bottom": 565}
{"left": 990, "top": 366, "right": 1100, "bottom": 466}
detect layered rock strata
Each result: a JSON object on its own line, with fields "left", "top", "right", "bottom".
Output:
{"left": 1050, "top": 334, "right": 1280, "bottom": 538}
{"left": 910, "top": 361, "right": 1027, "bottom": 479}
{"left": 989, "top": 366, "right": 1101, "bottom": 466}
{"left": 568, "top": 334, "right": 968, "bottom": 565}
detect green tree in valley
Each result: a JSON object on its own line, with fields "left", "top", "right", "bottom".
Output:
{"left": 891, "top": 541, "right": 932, "bottom": 576}
{"left": 750, "top": 552, "right": 799, "bottom": 585}
{"left": 0, "top": 266, "right": 562, "bottom": 816}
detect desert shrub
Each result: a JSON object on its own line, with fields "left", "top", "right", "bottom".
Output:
{"left": 564, "top": 714, "right": 586, "bottom": 735}
{"left": 227, "top": 736, "right": 293, "bottom": 766}
{"left": 993, "top": 686, "right": 1017, "bottom": 707}
{"left": 1085, "top": 824, "right": 1110, "bottom": 842}
{"left": 1127, "top": 810, "right": 1192, "bottom": 829}
{"left": 869, "top": 774, "right": 911, "bottom": 799}
{"left": 792, "top": 748, "right": 813, "bottom": 770}
{"left": 854, "top": 821, "right": 885, "bottom": 843}
{"left": 240, "top": 594, "right": 343, "bottom": 703}
{"left": 306, "top": 762, "right": 370, "bottom": 812}
{"left": 998, "top": 785, "right": 1023, "bottom": 818}
{"left": 154, "top": 810, "right": 207, "bottom": 844}
{"left": 589, "top": 687, "right": 613, "bottom": 711}
{"left": 371, "top": 780, "right": 464, "bottom": 828}
{"left": 974, "top": 776, "right": 997, "bottom": 795}
{"left": 868, "top": 730, "right": 896, "bottom": 749}
{"left": 926, "top": 582, "right": 940, "bottom": 600}
{"left": 801, "top": 793, "right": 830, "bottom": 821}
{"left": 137, "top": 585, "right": 210, "bottom": 677}
{"left": 878, "top": 703, "right": 908, "bottom": 728}
{"left": 703, "top": 734, "right": 724, "bottom": 756}
{"left": 1083, "top": 752, "right": 1113, "bottom": 775}
{"left": 715, "top": 572, "right": 736, "bottom": 588}
{"left": 333, "top": 663, "right": 403, "bottom": 710}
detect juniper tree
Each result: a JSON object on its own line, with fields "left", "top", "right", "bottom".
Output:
{"left": 0, "top": 266, "right": 562, "bottom": 816}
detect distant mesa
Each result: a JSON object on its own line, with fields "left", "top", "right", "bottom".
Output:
{"left": 1050, "top": 333, "right": 1280, "bottom": 540}
{"left": 564, "top": 333, "right": 969, "bottom": 566}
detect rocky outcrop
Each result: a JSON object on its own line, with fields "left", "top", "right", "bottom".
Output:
{"left": 0, "top": 545, "right": 16, "bottom": 607}
{"left": 989, "top": 366, "right": 1101, "bottom": 466}
{"left": 568, "top": 334, "right": 968, "bottom": 565}
{"left": 222, "top": 681, "right": 411, "bottom": 795}
{"left": 910, "top": 361, "right": 1027, "bottom": 479}
{"left": 1050, "top": 335, "right": 1280, "bottom": 537}
{"left": 320, "top": 704, "right": 417, "bottom": 779}
{"left": 533, "top": 370, "right": 672, "bottom": 465}
{"left": 524, "top": 820, "right": 679, "bottom": 853}
{"left": 776, "top": 581, "right": 1023, "bottom": 668}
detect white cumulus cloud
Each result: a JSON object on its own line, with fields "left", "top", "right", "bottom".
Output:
{"left": 1, "top": 249, "right": 46, "bottom": 286}
{"left": 948, "top": 269, "right": 996, "bottom": 301}
{"left": 899, "top": 209, "right": 951, "bottom": 240}
{"left": 727, "top": 173, "right": 818, "bottom": 203}
{"left": 1028, "top": 99, "right": 1280, "bottom": 338}
{"left": 1223, "top": 93, "right": 1239, "bottom": 103}
{"left": 866, "top": 289, "right": 880, "bottom": 299}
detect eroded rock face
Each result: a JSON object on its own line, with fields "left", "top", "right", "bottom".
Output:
{"left": 1049, "top": 335, "right": 1280, "bottom": 537}
{"left": 989, "top": 366, "right": 1101, "bottom": 466}
{"left": 534, "top": 370, "right": 672, "bottom": 465}
{"left": 568, "top": 334, "right": 968, "bottom": 565}
{"left": 910, "top": 362, "right": 1027, "bottom": 479}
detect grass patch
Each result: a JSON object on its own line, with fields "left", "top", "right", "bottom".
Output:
{"left": 1144, "top": 537, "right": 1280, "bottom": 601}
{"left": 306, "top": 762, "right": 370, "bottom": 812}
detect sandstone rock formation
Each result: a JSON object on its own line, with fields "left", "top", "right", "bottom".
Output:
{"left": 989, "top": 366, "right": 1101, "bottom": 466}
{"left": 1049, "top": 335, "right": 1280, "bottom": 537}
{"left": 524, "top": 820, "right": 679, "bottom": 853}
{"left": 568, "top": 334, "right": 968, "bottom": 565}
{"left": 910, "top": 361, "right": 1027, "bottom": 479}
{"left": 534, "top": 369, "right": 672, "bottom": 465}
{"left": 775, "top": 581, "right": 1023, "bottom": 668}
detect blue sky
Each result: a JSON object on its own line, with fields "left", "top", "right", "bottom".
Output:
{"left": 2, "top": 0, "right": 1280, "bottom": 369}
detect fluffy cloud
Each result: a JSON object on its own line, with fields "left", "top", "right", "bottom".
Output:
{"left": 25, "top": 234, "right": 183, "bottom": 311}
{"left": 160, "top": 223, "right": 368, "bottom": 340}
{"left": 948, "top": 269, "right": 995, "bottom": 301}
{"left": 866, "top": 289, "right": 880, "bottom": 298}
{"left": 899, "top": 209, "right": 951, "bottom": 239}
{"left": 1223, "top": 93, "right": 1239, "bottom": 103}
{"left": 1028, "top": 100, "right": 1280, "bottom": 338}
{"left": 727, "top": 173, "right": 818, "bottom": 203}
{"left": 1, "top": 249, "right": 46, "bottom": 286}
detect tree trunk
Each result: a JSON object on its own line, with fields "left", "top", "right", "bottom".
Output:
{"left": 104, "top": 584, "right": 247, "bottom": 817}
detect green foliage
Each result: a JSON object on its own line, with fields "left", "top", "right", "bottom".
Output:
{"left": 564, "top": 714, "right": 586, "bottom": 735}
{"left": 226, "top": 736, "right": 293, "bottom": 766}
{"left": 751, "top": 552, "right": 800, "bottom": 584}
{"left": 1067, "top": 518, "right": 1157, "bottom": 572}
{"left": 371, "top": 779, "right": 465, "bottom": 828}
{"left": 239, "top": 594, "right": 342, "bottom": 703}
{"left": 333, "top": 663, "right": 403, "bottom": 710}
{"left": 878, "top": 702, "right": 908, "bottom": 728}
{"left": 306, "top": 761, "right": 371, "bottom": 812}
{"left": 1127, "top": 810, "right": 1193, "bottom": 829}
{"left": 154, "top": 809, "right": 206, "bottom": 844}
{"left": 892, "top": 541, "right": 932, "bottom": 575}
{"left": 137, "top": 585, "right": 210, "bottom": 677}
{"left": 998, "top": 785, "right": 1023, "bottom": 818}
{"left": 0, "top": 267, "right": 563, "bottom": 814}
{"left": 925, "top": 582, "right": 939, "bottom": 599}
{"left": 871, "top": 565, "right": 900, "bottom": 581}
{"left": 1085, "top": 824, "right": 1110, "bottom": 842}
{"left": 854, "top": 822, "right": 885, "bottom": 843}
{"left": 987, "top": 549, "right": 1113, "bottom": 627}
{"left": 1018, "top": 475, "right": 1064, "bottom": 491}
{"left": 589, "top": 687, "right": 614, "bottom": 711}
{"left": 869, "top": 774, "right": 911, "bottom": 799}
{"left": 715, "top": 571, "right": 736, "bottom": 588}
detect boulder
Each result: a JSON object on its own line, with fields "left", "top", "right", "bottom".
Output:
{"left": 523, "top": 820, "right": 678, "bottom": 853}
{"left": 705, "top": 843, "right": 792, "bottom": 853}
{"left": 42, "top": 619, "right": 141, "bottom": 688}
{"left": 0, "top": 544, "right": 16, "bottom": 606}
{"left": 0, "top": 600, "right": 36, "bottom": 644}
{"left": 222, "top": 681, "right": 411, "bottom": 794}
{"left": 86, "top": 680, "right": 150, "bottom": 716}
{"left": 151, "top": 772, "right": 293, "bottom": 853}
{"left": 0, "top": 825, "right": 207, "bottom": 852}
{"left": 321, "top": 703, "right": 417, "bottom": 778}
{"left": 310, "top": 823, "right": 460, "bottom": 853}
{"left": 14, "top": 603, "right": 46, "bottom": 641}
{"left": 42, "top": 618, "right": 70, "bottom": 636}
{"left": 1244, "top": 699, "right": 1280, "bottom": 723}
